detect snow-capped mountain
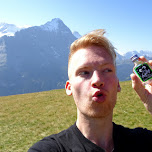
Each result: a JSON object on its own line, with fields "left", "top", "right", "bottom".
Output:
{"left": 0, "top": 23, "right": 29, "bottom": 37}
{"left": 40, "top": 18, "right": 62, "bottom": 31}
{"left": 0, "top": 18, "right": 74, "bottom": 38}
{"left": 0, "top": 18, "right": 151, "bottom": 96}
{"left": 40, "top": 18, "right": 73, "bottom": 35}
{"left": 123, "top": 50, "right": 152, "bottom": 59}
{"left": 0, "top": 18, "right": 77, "bottom": 96}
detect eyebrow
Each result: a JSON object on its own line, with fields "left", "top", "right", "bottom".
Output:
{"left": 77, "top": 62, "right": 114, "bottom": 69}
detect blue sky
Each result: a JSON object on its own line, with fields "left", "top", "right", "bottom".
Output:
{"left": 0, "top": 0, "right": 152, "bottom": 54}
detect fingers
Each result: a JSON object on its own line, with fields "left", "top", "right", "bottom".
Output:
{"left": 139, "top": 56, "right": 152, "bottom": 67}
{"left": 138, "top": 56, "right": 148, "bottom": 62}
{"left": 130, "top": 55, "right": 152, "bottom": 103}
{"left": 130, "top": 73, "right": 144, "bottom": 91}
{"left": 130, "top": 73, "right": 147, "bottom": 102}
{"left": 149, "top": 60, "right": 152, "bottom": 66}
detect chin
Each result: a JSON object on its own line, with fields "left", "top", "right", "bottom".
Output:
{"left": 83, "top": 109, "right": 113, "bottom": 119}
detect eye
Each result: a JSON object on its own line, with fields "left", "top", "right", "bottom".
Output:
{"left": 79, "top": 71, "right": 90, "bottom": 76}
{"left": 103, "top": 68, "right": 113, "bottom": 73}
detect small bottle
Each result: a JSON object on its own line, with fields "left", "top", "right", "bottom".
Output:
{"left": 130, "top": 54, "right": 152, "bottom": 85}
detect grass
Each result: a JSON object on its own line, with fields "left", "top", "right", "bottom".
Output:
{"left": 0, "top": 81, "right": 152, "bottom": 151}
{"left": 113, "top": 81, "right": 152, "bottom": 129}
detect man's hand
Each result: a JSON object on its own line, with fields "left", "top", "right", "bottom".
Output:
{"left": 130, "top": 56, "right": 152, "bottom": 115}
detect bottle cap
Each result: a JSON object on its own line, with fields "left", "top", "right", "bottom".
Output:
{"left": 130, "top": 54, "right": 139, "bottom": 62}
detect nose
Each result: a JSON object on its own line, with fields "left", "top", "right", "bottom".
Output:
{"left": 91, "top": 71, "right": 104, "bottom": 88}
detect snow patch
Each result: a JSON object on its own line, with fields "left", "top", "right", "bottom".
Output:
{"left": 40, "top": 18, "right": 62, "bottom": 32}
{"left": 0, "top": 23, "right": 30, "bottom": 37}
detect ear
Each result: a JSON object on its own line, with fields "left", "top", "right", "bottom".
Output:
{"left": 117, "top": 81, "right": 121, "bottom": 92}
{"left": 65, "top": 80, "right": 72, "bottom": 96}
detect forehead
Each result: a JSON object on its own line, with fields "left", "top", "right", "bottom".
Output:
{"left": 68, "top": 46, "right": 114, "bottom": 77}
{"left": 72, "top": 46, "right": 113, "bottom": 64}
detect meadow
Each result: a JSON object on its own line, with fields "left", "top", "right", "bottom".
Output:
{"left": 0, "top": 81, "right": 152, "bottom": 152}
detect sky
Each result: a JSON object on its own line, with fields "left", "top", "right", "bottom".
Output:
{"left": 0, "top": 0, "right": 152, "bottom": 54}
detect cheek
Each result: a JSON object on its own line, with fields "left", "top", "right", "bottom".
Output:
{"left": 71, "top": 81, "right": 82, "bottom": 97}
{"left": 105, "top": 77, "right": 118, "bottom": 105}
{"left": 106, "top": 76, "right": 119, "bottom": 90}
{"left": 71, "top": 80, "right": 89, "bottom": 101}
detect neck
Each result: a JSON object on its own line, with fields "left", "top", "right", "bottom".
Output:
{"left": 76, "top": 112, "right": 114, "bottom": 152}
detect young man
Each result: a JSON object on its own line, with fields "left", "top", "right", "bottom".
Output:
{"left": 28, "top": 29, "right": 152, "bottom": 152}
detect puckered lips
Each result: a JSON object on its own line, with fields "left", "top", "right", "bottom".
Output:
{"left": 92, "top": 90, "right": 107, "bottom": 103}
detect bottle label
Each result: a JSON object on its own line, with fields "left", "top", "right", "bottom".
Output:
{"left": 134, "top": 63, "right": 152, "bottom": 82}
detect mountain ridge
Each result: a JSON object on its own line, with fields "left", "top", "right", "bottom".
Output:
{"left": 0, "top": 19, "right": 151, "bottom": 58}
{"left": 0, "top": 18, "right": 76, "bottom": 96}
{"left": 0, "top": 18, "right": 152, "bottom": 96}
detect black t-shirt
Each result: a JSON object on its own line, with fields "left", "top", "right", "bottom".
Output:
{"left": 28, "top": 123, "right": 152, "bottom": 152}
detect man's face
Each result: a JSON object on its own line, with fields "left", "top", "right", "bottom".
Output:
{"left": 66, "top": 46, "right": 121, "bottom": 118}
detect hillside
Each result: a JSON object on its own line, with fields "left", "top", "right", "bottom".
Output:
{"left": 1, "top": 81, "right": 152, "bottom": 152}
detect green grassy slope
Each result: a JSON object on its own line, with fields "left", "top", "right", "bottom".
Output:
{"left": 0, "top": 81, "right": 152, "bottom": 152}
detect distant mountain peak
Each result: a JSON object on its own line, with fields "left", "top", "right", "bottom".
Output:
{"left": 51, "top": 18, "right": 63, "bottom": 23}
{"left": 0, "top": 23, "right": 20, "bottom": 37}
{"left": 40, "top": 18, "right": 65, "bottom": 32}
{"left": 0, "top": 23, "right": 30, "bottom": 37}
